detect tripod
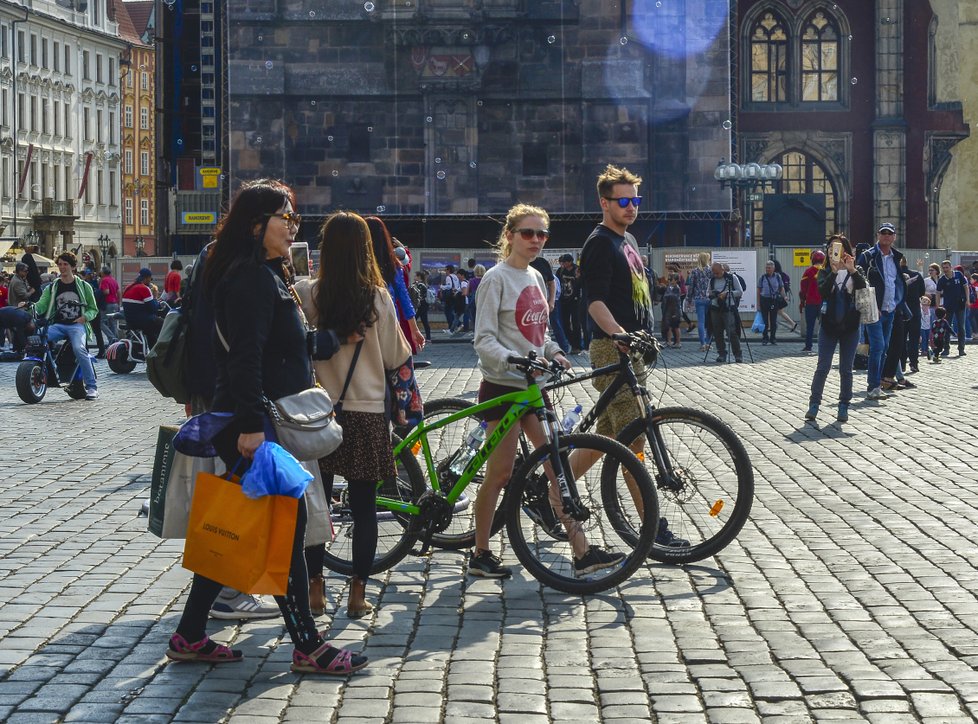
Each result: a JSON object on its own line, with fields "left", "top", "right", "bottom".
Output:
{"left": 702, "top": 307, "right": 754, "bottom": 364}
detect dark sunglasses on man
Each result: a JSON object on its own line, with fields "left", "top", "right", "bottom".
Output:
{"left": 603, "top": 196, "right": 642, "bottom": 208}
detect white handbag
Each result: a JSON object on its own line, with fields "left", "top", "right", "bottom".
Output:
{"left": 854, "top": 286, "right": 880, "bottom": 324}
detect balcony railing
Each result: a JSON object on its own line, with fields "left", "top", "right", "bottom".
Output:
{"left": 40, "top": 198, "right": 76, "bottom": 217}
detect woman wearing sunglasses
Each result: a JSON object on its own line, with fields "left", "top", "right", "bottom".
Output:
{"left": 165, "top": 179, "right": 367, "bottom": 675}
{"left": 469, "top": 203, "right": 624, "bottom": 579}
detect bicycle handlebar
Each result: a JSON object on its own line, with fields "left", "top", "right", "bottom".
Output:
{"left": 506, "top": 351, "right": 574, "bottom": 382}
{"left": 611, "top": 331, "right": 660, "bottom": 359}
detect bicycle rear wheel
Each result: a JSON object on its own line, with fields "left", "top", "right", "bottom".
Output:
{"left": 321, "top": 434, "right": 426, "bottom": 576}
{"left": 616, "top": 407, "right": 753, "bottom": 564}
{"left": 505, "top": 432, "right": 657, "bottom": 595}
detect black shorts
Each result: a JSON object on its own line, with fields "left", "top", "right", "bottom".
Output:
{"left": 477, "top": 380, "right": 552, "bottom": 422}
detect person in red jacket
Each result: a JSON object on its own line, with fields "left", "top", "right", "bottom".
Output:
{"left": 799, "top": 249, "right": 825, "bottom": 353}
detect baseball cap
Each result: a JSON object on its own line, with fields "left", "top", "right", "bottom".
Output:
{"left": 138, "top": 267, "right": 153, "bottom": 279}
{"left": 393, "top": 246, "right": 407, "bottom": 261}
{"left": 811, "top": 250, "right": 825, "bottom": 262}
{"left": 878, "top": 222, "right": 896, "bottom": 233}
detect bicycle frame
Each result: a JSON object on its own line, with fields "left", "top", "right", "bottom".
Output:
{"left": 383, "top": 378, "right": 582, "bottom": 521}
{"left": 546, "top": 350, "right": 682, "bottom": 493}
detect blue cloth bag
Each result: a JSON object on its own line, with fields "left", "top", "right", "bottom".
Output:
{"left": 240, "top": 442, "right": 313, "bottom": 499}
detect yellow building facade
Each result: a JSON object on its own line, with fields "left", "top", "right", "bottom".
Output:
{"left": 120, "top": 37, "right": 155, "bottom": 256}
{"left": 933, "top": 0, "right": 978, "bottom": 252}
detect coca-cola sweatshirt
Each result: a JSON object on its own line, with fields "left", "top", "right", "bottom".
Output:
{"left": 474, "top": 260, "right": 562, "bottom": 387}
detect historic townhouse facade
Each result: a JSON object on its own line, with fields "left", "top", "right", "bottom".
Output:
{"left": 0, "top": 0, "right": 126, "bottom": 260}
{"left": 117, "top": 0, "right": 155, "bottom": 257}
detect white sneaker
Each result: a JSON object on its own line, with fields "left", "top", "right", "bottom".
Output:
{"left": 209, "top": 591, "right": 280, "bottom": 620}
{"left": 866, "top": 387, "right": 890, "bottom": 400}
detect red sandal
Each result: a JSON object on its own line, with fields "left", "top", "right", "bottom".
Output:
{"left": 165, "top": 633, "right": 243, "bottom": 663}
{"left": 291, "top": 641, "right": 368, "bottom": 675}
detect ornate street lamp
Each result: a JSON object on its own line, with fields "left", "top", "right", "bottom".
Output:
{"left": 714, "top": 161, "right": 783, "bottom": 246}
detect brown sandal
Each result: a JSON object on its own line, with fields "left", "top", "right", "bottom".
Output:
{"left": 347, "top": 577, "right": 374, "bottom": 619}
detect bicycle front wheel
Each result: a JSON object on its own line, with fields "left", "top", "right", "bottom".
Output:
{"left": 505, "top": 432, "right": 657, "bottom": 595}
{"left": 421, "top": 397, "right": 530, "bottom": 550}
{"left": 617, "top": 407, "right": 754, "bottom": 564}
{"left": 321, "top": 434, "right": 426, "bottom": 576}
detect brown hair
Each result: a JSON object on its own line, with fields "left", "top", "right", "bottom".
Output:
{"left": 314, "top": 211, "right": 383, "bottom": 337}
{"left": 596, "top": 164, "right": 642, "bottom": 199}
{"left": 56, "top": 251, "right": 78, "bottom": 268}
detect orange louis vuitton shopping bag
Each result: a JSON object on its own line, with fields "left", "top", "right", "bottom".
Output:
{"left": 182, "top": 469, "right": 298, "bottom": 595}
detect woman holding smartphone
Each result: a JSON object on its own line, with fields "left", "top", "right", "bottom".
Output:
{"left": 805, "top": 234, "right": 866, "bottom": 423}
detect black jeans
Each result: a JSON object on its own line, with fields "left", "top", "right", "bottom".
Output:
{"left": 902, "top": 315, "right": 921, "bottom": 370}
{"left": 560, "top": 297, "right": 581, "bottom": 350}
{"left": 710, "top": 307, "right": 741, "bottom": 360}
{"left": 759, "top": 297, "right": 778, "bottom": 341}
{"left": 882, "top": 312, "right": 906, "bottom": 379}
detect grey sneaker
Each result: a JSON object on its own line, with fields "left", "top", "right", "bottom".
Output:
{"left": 85, "top": 388, "right": 99, "bottom": 400}
{"left": 866, "top": 387, "right": 889, "bottom": 400}
{"left": 209, "top": 591, "right": 280, "bottom": 620}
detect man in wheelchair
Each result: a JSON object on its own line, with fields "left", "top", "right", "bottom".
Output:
{"left": 122, "top": 267, "right": 163, "bottom": 349}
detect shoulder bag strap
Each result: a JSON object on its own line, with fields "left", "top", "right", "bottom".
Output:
{"left": 335, "top": 340, "right": 363, "bottom": 412}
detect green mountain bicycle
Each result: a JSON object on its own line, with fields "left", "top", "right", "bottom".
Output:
{"left": 321, "top": 354, "right": 659, "bottom": 594}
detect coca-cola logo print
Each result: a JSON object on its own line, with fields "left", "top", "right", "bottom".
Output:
{"left": 515, "top": 283, "right": 549, "bottom": 346}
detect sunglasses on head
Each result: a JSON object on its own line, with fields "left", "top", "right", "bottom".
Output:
{"left": 604, "top": 196, "right": 642, "bottom": 208}
{"left": 514, "top": 228, "right": 550, "bottom": 241}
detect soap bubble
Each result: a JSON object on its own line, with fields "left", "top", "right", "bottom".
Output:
{"left": 434, "top": 157, "right": 442, "bottom": 164}
{"left": 619, "top": 36, "right": 628, "bottom": 46}
{"left": 376, "top": 205, "right": 386, "bottom": 212}
{"left": 850, "top": 77, "right": 858, "bottom": 85}
{"left": 331, "top": 170, "right": 339, "bottom": 177}
{"left": 722, "top": 119, "right": 732, "bottom": 130}
{"left": 426, "top": 116, "right": 433, "bottom": 123}
{"left": 436, "top": 170, "right": 446, "bottom": 180}
{"left": 469, "top": 161, "right": 477, "bottom": 168}
{"left": 547, "top": 35, "right": 556, "bottom": 44}
{"left": 327, "top": 135, "right": 333, "bottom": 141}
{"left": 364, "top": 1, "right": 375, "bottom": 11}
{"left": 264, "top": 60, "right": 273, "bottom": 70}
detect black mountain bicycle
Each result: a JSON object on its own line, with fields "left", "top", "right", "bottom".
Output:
{"left": 421, "top": 331, "right": 753, "bottom": 564}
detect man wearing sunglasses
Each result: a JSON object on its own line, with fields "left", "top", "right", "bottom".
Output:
{"left": 581, "top": 164, "right": 687, "bottom": 549}
{"left": 856, "top": 222, "right": 907, "bottom": 400}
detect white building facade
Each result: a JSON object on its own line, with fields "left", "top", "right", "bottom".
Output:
{"left": 0, "top": 0, "right": 126, "bottom": 258}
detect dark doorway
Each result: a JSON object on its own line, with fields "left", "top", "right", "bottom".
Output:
{"left": 762, "top": 194, "right": 825, "bottom": 246}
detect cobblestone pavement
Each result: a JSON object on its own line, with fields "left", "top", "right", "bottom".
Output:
{"left": 1, "top": 336, "right": 977, "bottom": 723}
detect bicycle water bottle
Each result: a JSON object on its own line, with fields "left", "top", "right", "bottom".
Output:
{"left": 449, "top": 421, "right": 487, "bottom": 475}
{"left": 561, "top": 404, "right": 583, "bottom": 434}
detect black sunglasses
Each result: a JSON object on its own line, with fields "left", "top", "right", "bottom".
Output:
{"left": 604, "top": 196, "right": 642, "bottom": 208}
{"left": 514, "top": 228, "right": 550, "bottom": 241}
{"left": 879, "top": 229, "right": 895, "bottom": 235}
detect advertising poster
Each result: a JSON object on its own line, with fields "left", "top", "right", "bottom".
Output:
{"left": 712, "top": 249, "right": 758, "bottom": 312}
{"left": 663, "top": 251, "right": 703, "bottom": 286}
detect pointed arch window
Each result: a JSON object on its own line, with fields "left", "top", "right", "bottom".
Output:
{"left": 744, "top": 5, "right": 849, "bottom": 109}
{"left": 801, "top": 12, "right": 839, "bottom": 102}
{"left": 750, "top": 12, "right": 788, "bottom": 103}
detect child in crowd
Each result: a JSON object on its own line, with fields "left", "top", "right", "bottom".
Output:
{"left": 660, "top": 273, "right": 683, "bottom": 348}
{"left": 919, "top": 295, "right": 932, "bottom": 360}
{"left": 931, "top": 306, "right": 951, "bottom": 363}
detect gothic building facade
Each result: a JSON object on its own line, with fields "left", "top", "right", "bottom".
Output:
{"left": 215, "top": 0, "right": 972, "bottom": 252}
{"left": 737, "top": 0, "right": 969, "bottom": 249}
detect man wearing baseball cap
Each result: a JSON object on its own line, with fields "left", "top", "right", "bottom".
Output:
{"left": 122, "top": 267, "right": 163, "bottom": 348}
{"left": 856, "top": 222, "right": 907, "bottom": 400}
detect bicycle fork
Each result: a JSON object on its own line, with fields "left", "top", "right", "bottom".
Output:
{"left": 538, "top": 410, "right": 589, "bottom": 522}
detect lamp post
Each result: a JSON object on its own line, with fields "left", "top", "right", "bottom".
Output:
{"left": 24, "top": 229, "right": 38, "bottom": 252}
{"left": 135, "top": 236, "right": 145, "bottom": 257}
{"left": 714, "top": 161, "right": 784, "bottom": 247}
{"left": 97, "top": 234, "right": 110, "bottom": 263}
